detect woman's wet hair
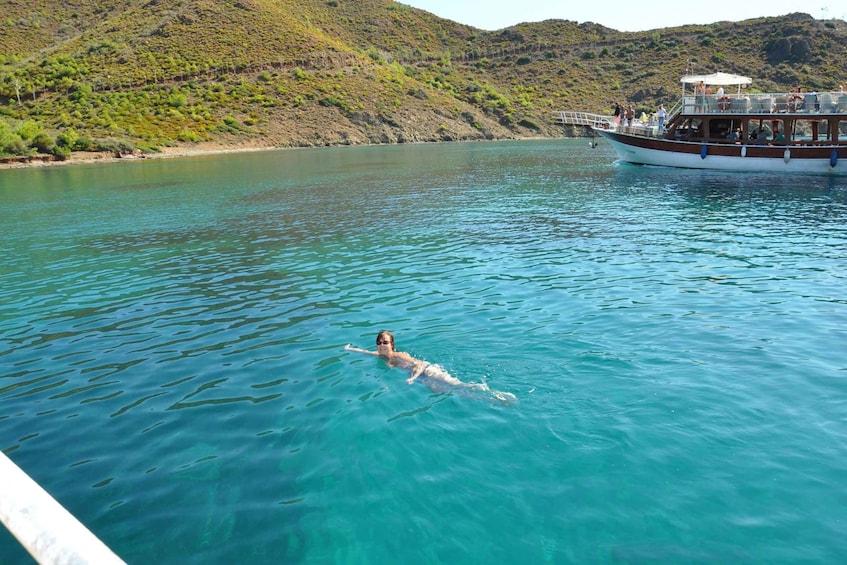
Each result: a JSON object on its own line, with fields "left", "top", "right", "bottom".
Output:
{"left": 376, "top": 331, "right": 395, "bottom": 351}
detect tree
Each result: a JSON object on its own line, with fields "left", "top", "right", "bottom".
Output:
{"left": 30, "top": 132, "right": 56, "bottom": 154}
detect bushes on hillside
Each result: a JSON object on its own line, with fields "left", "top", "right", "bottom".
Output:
{"left": 1, "top": 118, "right": 114, "bottom": 160}
{"left": 0, "top": 122, "right": 27, "bottom": 155}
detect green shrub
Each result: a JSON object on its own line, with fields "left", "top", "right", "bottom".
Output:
{"left": 3, "top": 136, "right": 28, "bottom": 155}
{"left": 168, "top": 92, "right": 188, "bottom": 108}
{"left": 73, "top": 135, "right": 94, "bottom": 151}
{"left": 320, "top": 96, "right": 349, "bottom": 111}
{"left": 30, "top": 132, "right": 56, "bottom": 153}
{"left": 178, "top": 130, "right": 201, "bottom": 142}
{"left": 1, "top": 121, "right": 28, "bottom": 155}
{"left": 518, "top": 118, "right": 541, "bottom": 131}
{"left": 56, "top": 129, "right": 80, "bottom": 148}
{"left": 17, "top": 120, "right": 42, "bottom": 141}
{"left": 95, "top": 138, "right": 135, "bottom": 154}
{"left": 52, "top": 144, "right": 72, "bottom": 160}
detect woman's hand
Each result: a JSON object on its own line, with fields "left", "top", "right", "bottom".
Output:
{"left": 407, "top": 362, "right": 425, "bottom": 384}
{"left": 345, "top": 344, "right": 377, "bottom": 356}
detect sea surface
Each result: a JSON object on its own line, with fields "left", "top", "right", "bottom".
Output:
{"left": 2, "top": 140, "right": 846, "bottom": 564}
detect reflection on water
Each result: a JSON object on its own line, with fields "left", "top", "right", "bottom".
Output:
{"left": 2, "top": 140, "right": 847, "bottom": 563}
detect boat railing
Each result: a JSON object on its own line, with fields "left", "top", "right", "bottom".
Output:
{"left": 682, "top": 91, "right": 847, "bottom": 115}
{"left": 553, "top": 111, "right": 617, "bottom": 130}
{"left": 667, "top": 100, "right": 683, "bottom": 121}
{"left": 554, "top": 90, "right": 847, "bottom": 139}
{"left": 554, "top": 111, "right": 669, "bottom": 137}
{"left": 0, "top": 451, "right": 126, "bottom": 564}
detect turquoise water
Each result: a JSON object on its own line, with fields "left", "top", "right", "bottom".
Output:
{"left": 2, "top": 140, "right": 847, "bottom": 563}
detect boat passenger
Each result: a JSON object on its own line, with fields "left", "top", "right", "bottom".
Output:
{"left": 695, "top": 82, "right": 706, "bottom": 111}
{"left": 810, "top": 91, "right": 819, "bottom": 111}
{"left": 788, "top": 87, "right": 805, "bottom": 111}
{"left": 657, "top": 104, "right": 667, "bottom": 130}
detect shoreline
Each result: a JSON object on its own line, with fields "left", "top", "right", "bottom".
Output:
{"left": 0, "top": 144, "right": 281, "bottom": 170}
{"left": 0, "top": 136, "right": 556, "bottom": 171}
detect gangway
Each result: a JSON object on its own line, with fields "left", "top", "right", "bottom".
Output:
{"left": 553, "top": 111, "right": 616, "bottom": 130}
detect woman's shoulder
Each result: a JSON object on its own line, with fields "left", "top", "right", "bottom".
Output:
{"left": 390, "top": 351, "right": 426, "bottom": 369}
{"left": 391, "top": 351, "right": 417, "bottom": 362}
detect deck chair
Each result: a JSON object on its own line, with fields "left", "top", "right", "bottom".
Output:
{"left": 731, "top": 97, "right": 750, "bottom": 112}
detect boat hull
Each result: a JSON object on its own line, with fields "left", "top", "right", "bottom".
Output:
{"left": 594, "top": 129, "right": 846, "bottom": 174}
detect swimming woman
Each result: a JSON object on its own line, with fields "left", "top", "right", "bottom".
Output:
{"left": 344, "top": 331, "right": 516, "bottom": 404}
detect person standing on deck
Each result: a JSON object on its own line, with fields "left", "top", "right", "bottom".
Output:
{"left": 695, "top": 81, "right": 706, "bottom": 112}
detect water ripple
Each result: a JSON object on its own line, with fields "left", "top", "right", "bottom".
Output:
{"left": 2, "top": 142, "right": 847, "bottom": 563}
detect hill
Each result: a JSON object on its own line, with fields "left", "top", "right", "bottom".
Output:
{"left": 1, "top": 0, "right": 846, "bottom": 159}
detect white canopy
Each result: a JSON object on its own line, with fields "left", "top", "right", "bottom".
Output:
{"left": 680, "top": 72, "right": 752, "bottom": 86}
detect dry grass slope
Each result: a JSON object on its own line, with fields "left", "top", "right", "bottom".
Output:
{"left": 1, "top": 1, "right": 845, "bottom": 157}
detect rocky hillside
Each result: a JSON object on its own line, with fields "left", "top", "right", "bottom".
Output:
{"left": 1, "top": 0, "right": 845, "bottom": 157}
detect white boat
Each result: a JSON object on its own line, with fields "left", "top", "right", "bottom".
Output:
{"left": 594, "top": 72, "right": 847, "bottom": 174}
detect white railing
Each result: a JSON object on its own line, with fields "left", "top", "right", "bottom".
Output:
{"left": 0, "top": 451, "right": 126, "bottom": 565}
{"left": 680, "top": 91, "right": 847, "bottom": 114}
{"left": 553, "top": 111, "right": 616, "bottom": 129}
{"left": 555, "top": 91, "right": 847, "bottom": 129}
{"left": 554, "top": 111, "right": 668, "bottom": 137}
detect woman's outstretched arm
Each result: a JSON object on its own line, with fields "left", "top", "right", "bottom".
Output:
{"left": 344, "top": 344, "right": 379, "bottom": 356}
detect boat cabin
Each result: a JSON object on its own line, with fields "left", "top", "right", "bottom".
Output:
{"left": 643, "top": 73, "right": 847, "bottom": 147}
{"left": 665, "top": 95, "right": 847, "bottom": 146}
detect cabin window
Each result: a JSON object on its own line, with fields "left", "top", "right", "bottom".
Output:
{"left": 673, "top": 118, "right": 702, "bottom": 140}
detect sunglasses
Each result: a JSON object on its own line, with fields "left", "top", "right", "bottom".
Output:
{"left": 376, "top": 340, "right": 391, "bottom": 345}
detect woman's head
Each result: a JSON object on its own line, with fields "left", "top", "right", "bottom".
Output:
{"left": 375, "top": 331, "right": 395, "bottom": 352}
